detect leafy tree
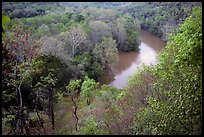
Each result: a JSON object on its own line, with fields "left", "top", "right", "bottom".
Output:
{"left": 93, "top": 37, "right": 118, "bottom": 70}
{"left": 35, "top": 24, "right": 51, "bottom": 39}
{"left": 39, "top": 36, "right": 71, "bottom": 65}
{"left": 77, "top": 117, "right": 109, "bottom": 135}
{"left": 71, "top": 14, "right": 85, "bottom": 22}
{"left": 111, "top": 16, "right": 140, "bottom": 51}
{"left": 34, "top": 70, "right": 57, "bottom": 130}
{"left": 133, "top": 7, "right": 202, "bottom": 135}
{"left": 2, "top": 27, "right": 41, "bottom": 135}
{"left": 119, "top": 2, "right": 201, "bottom": 41}
{"left": 88, "top": 20, "right": 112, "bottom": 45}
{"left": 80, "top": 76, "right": 99, "bottom": 105}
{"left": 73, "top": 53, "right": 95, "bottom": 78}
{"left": 66, "top": 79, "right": 82, "bottom": 131}
{"left": 2, "top": 2, "right": 61, "bottom": 19}
{"left": 112, "top": 17, "right": 128, "bottom": 51}
{"left": 124, "top": 16, "right": 140, "bottom": 51}
{"left": 60, "top": 12, "right": 73, "bottom": 24}
{"left": 2, "top": 14, "right": 10, "bottom": 36}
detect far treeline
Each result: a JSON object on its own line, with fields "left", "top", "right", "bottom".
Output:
{"left": 118, "top": 2, "right": 201, "bottom": 41}
{"left": 2, "top": 2, "right": 202, "bottom": 135}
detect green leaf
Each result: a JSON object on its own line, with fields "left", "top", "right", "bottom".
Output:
{"left": 2, "top": 15, "right": 10, "bottom": 30}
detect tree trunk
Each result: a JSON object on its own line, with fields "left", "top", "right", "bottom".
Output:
{"left": 71, "top": 97, "right": 78, "bottom": 131}
{"left": 35, "top": 91, "right": 46, "bottom": 134}
{"left": 48, "top": 89, "right": 55, "bottom": 130}
{"left": 18, "top": 87, "right": 24, "bottom": 134}
{"left": 14, "top": 63, "right": 24, "bottom": 135}
{"left": 18, "top": 80, "right": 30, "bottom": 135}
{"left": 87, "top": 98, "right": 90, "bottom": 105}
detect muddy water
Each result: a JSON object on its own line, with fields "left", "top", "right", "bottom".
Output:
{"left": 98, "top": 30, "right": 166, "bottom": 89}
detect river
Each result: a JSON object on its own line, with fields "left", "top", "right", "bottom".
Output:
{"left": 98, "top": 30, "right": 166, "bottom": 89}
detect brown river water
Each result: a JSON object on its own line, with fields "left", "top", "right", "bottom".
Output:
{"left": 98, "top": 30, "right": 166, "bottom": 89}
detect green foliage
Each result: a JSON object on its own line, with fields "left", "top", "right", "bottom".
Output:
{"left": 119, "top": 2, "right": 201, "bottom": 41}
{"left": 2, "top": 15, "right": 10, "bottom": 36}
{"left": 81, "top": 76, "right": 98, "bottom": 105}
{"left": 2, "top": 15, "right": 10, "bottom": 29}
{"left": 71, "top": 14, "right": 85, "bottom": 22}
{"left": 112, "top": 16, "right": 140, "bottom": 51}
{"left": 95, "top": 85, "right": 125, "bottom": 104}
{"left": 66, "top": 79, "right": 82, "bottom": 95}
{"left": 132, "top": 7, "right": 202, "bottom": 135}
{"left": 2, "top": 3, "right": 140, "bottom": 83}
{"left": 73, "top": 53, "right": 92, "bottom": 77}
{"left": 34, "top": 69, "right": 58, "bottom": 106}
{"left": 93, "top": 37, "right": 118, "bottom": 70}
{"left": 2, "top": 2, "right": 63, "bottom": 19}
{"left": 127, "top": 31, "right": 140, "bottom": 51}
{"left": 60, "top": 12, "right": 73, "bottom": 24}
{"left": 77, "top": 117, "right": 109, "bottom": 135}
{"left": 74, "top": 52, "right": 103, "bottom": 79}
{"left": 35, "top": 24, "right": 51, "bottom": 38}
{"left": 3, "top": 2, "right": 201, "bottom": 135}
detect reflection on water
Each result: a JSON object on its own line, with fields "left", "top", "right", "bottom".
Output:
{"left": 136, "top": 43, "right": 158, "bottom": 65}
{"left": 114, "top": 51, "right": 139, "bottom": 75}
{"left": 98, "top": 30, "right": 165, "bottom": 89}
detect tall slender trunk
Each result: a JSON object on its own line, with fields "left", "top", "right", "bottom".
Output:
{"left": 18, "top": 87, "right": 23, "bottom": 134}
{"left": 51, "top": 106, "right": 55, "bottom": 130}
{"left": 72, "top": 45, "right": 75, "bottom": 57}
{"left": 48, "top": 89, "right": 55, "bottom": 130}
{"left": 104, "top": 121, "right": 112, "bottom": 134}
{"left": 87, "top": 98, "right": 90, "bottom": 105}
{"left": 18, "top": 76, "right": 30, "bottom": 135}
{"left": 71, "top": 97, "right": 78, "bottom": 131}
{"left": 35, "top": 91, "right": 46, "bottom": 134}
{"left": 14, "top": 63, "right": 23, "bottom": 134}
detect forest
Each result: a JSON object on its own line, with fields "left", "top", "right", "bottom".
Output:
{"left": 2, "top": 2, "right": 202, "bottom": 135}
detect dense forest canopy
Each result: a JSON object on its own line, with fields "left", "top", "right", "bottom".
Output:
{"left": 117, "top": 2, "right": 201, "bottom": 41}
{"left": 2, "top": 2, "right": 202, "bottom": 135}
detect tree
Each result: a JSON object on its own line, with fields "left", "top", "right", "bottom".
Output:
{"left": 112, "top": 16, "right": 140, "bottom": 51}
{"left": 77, "top": 117, "right": 109, "bottom": 135}
{"left": 71, "top": 14, "right": 85, "bottom": 23}
{"left": 88, "top": 20, "right": 112, "bottom": 45}
{"left": 39, "top": 36, "right": 71, "bottom": 65}
{"left": 68, "top": 27, "right": 88, "bottom": 57}
{"left": 93, "top": 37, "right": 118, "bottom": 71}
{"left": 2, "top": 27, "right": 41, "bottom": 135}
{"left": 60, "top": 12, "right": 73, "bottom": 24}
{"left": 34, "top": 70, "right": 57, "bottom": 130}
{"left": 112, "top": 17, "right": 128, "bottom": 51}
{"left": 35, "top": 24, "right": 51, "bottom": 39}
{"left": 123, "top": 16, "right": 140, "bottom": 51}
{"left": 2, "top": 14, "right": 10, "bottom": 36}
{"left": 66, "top": 79, "right": 82, "bottom": 131}
{"left": 119, "top": 2, "right": 201, "bottom": 41}
{"left": 80, "top": 76, "right": 99, "bottom": 105}
{"left": 58, "top": 27, "right": 89, "bottom": 58}
{"left": 133, "top": 7, "right": 202, "bottom": 135}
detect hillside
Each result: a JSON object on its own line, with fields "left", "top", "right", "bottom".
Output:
{"left": 117, "top": 2, "right": 201, "bottom": 41}
{"left": 2, "top": 2, "right": 202, "bottom": 135}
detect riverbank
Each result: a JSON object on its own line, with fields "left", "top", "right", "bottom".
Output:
{"left": 98, "top": 29, "right": 165, "bottom": 89}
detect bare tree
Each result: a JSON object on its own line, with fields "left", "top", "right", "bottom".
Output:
{"left": 57, "top": 27, "right": 88, "bottom": 58}
{"left": 67, "top": 27, "right": 88, "bottom": 57}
